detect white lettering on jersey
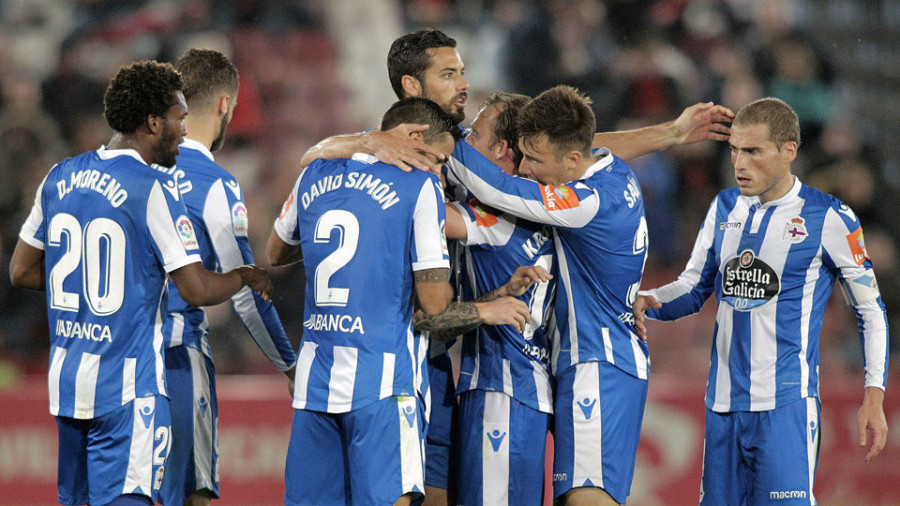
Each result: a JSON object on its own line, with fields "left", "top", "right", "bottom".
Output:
{"left": 303, "top": 313, "right": 366, "bottom": 334}
{"left": 55, "top": 319, "right": 113, "bottom": 342}
{"left": 55, "top": 169, "right": 128, "bottom": 207}
{"left": 624, "top": 176, "right": 641, "bottom": 208}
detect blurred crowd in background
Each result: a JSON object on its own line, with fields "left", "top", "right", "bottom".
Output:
{"left": 0, "top": 0, "right": 897, "bottom": 382}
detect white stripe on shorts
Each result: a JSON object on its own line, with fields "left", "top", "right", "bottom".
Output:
{"left": 397, "top": 396, "right": 425, "bottom": 495}
{"left": 806, "top": 397, "right": 819, "bottom": 505}
{"left": 482, "top": 392, "right": 511, "bottom": 506}
{"left": 189, "top": 347, "right": 215, "bottom": 490}
{"left": 123, "top": 396, "right": 156, "bottom": 496}
{"left": 573, "top": 362, "right": 604, "bottom": 490}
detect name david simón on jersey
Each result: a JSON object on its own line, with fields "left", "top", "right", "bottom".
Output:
{"left": 301, "top": 172, "right": 406, "bottom": 211}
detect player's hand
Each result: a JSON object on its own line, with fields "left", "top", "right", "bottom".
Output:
{"left": 475, "top": 297, "right": 531, "bottom": 333}
{"left": 284, "top": 367, "right": 296, "bottom": 398}
{"left": 857, "top": 387, "right": 888, "bottom": 463}
{"left": 503, "top": 265, "right": 553, "bottom": 297}
{"left": 673, "top": 102, "right": 734, "bottom": 145}
{"left": 364, "top": 124, "right": 446, "bottom": 174}
{"left": 236, "top": 264, "right": 274, "bottom": 301}
{"left": 632, "top": 294, "right": 662, "bottom": 343}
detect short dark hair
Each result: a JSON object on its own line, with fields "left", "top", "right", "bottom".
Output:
{"left": 380, "top": 97, "right": 461, "bottom": 144}
{"left": 733, "top": 97, "right": 801, "bottom": 148}
{"left": 387, "top": 28, "right": 457, "bottom": 100}
{"left": 103, "top": 60, "right": 183, "bottom": 134}
{"left": 517, "top": 85, "right": 595, "bottom": 159}
{"left": 174, "top": 48, "right": 239, "bottom": 110}
{"left": 480, "top": 91, "right": 531, "bottom": 166}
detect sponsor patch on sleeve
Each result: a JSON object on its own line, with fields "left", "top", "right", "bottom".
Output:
{"left": 468, "top": 201, "right": 498, "bottom": 227}
{"left": 846, "top": 227, "right": 870, "bottom": 266}
{"left": 277, "top": 193, "right": 294, "bottom": 221}
{"left": 176, "top": 215, "right": 199, "bottom": 250}
{"left": 540, "top": 184, "right": 580, "bottom": 211}
{"left": 231, "top": 202, "right": 249, "bottom": 237}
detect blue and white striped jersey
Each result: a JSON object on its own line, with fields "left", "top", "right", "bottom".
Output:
{"left": 452, "top": 199, "right": 556, "bottom": 414}
{"left": 643, "top": 178, "right": 889, "bottom": 412}
{"left": 447, "top": 146, "right": 649, "bottom": 379}
{"left": 161, "top": 139, "right": 297, "bottom": 371}
{"left": 273, "top": 153, "right": 449, "bottom": 413}
{"left": 18, "top": 147, "right": 202, "bottom": 419}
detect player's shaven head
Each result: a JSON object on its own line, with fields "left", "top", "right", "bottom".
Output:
{"left": 381, "top": 97, "right": 462, "bottom": 145}
{"left": 733, "top": 97, "right": 801, "bottom": 149}
{"left": 104, "top": 60, "right": 183, "bottom": 134}
{"left": 388, "top": 28, "right": 457, "bottom": 100}
{"left": 174, "top": 48, "right": 239, "bottom": 110}
{"left": 516, "top": 85, "right": 595, "bottom": 160}
{"left": 481, "top": 91, "right": 531, "bottom": 166}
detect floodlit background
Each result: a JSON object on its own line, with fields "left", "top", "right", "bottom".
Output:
{"left": 0, "top": 1, "right": 898, "bottom": 505}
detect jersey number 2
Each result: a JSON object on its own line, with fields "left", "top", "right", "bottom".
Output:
{"left": 313, "top": 210, "right": 359, "bottom": 307}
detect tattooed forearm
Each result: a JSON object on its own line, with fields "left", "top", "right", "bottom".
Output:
{"left": 414, "top": 267, "right": 451, "bottom": 283}
{"left": 413, "top": 302, "right": 482, "bottom": 338}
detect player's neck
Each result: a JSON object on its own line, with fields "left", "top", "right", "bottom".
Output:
{"left": 106, "top": 132, "right": 154, "bottom": 165}
{"left": 184, "top": 113, "right": 218, "bottom": 151}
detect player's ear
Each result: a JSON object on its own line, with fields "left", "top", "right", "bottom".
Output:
{"left": 217, "top": 94, "right": 230, "bottom": 117}
{"left": 146, "top": 114, "right": 163, "bottom": 135}
{"left": 780, "top": 141, "right": 798, "bottom": 164}
{"left": 409, "top": 130, "right": 425, "bottom": 142}
{"left": 401, "top": 75, "right": 423, "bottom": 97}
{"left": 494, "top": 139, "right": 510, "bottom": 160}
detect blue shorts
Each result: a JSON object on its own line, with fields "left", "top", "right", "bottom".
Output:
{"left": 553, "top": 361, "right": 647, "bottom": 504}
{"left": 285, "top": 396, "right": 425, "bottom": 506}
{"left": 57, "top": 395, "right": 171, "bottom": 506}
{"left": 700, "top": 397, "right": 820, "bottom": 505}
{"left": 455, "top": 390, "right": 550, "bottom": 506}
{"left": 160, "top": 345, "right": 219, "bottom": 505}
{"left": 424, "top": 350, "right": 457, "bottom": 490}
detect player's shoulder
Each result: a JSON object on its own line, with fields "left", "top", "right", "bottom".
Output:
{"left": 798, "top": 182, "right": 861, "bottom": 227}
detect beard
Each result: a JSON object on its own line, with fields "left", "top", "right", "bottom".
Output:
{"left": 155, "top": 124, "right": 180, "bottom": 168}
{"left": 210, "top": 114, "right": 230, "bottom": 152}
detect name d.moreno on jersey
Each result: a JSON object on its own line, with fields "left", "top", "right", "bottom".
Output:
{"left": 721, "top": 249, "right": 780, "bottom": 310}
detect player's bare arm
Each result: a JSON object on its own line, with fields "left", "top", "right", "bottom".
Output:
{"left": 8, "top": 239, "right": 45, "bottom": 291}
{"left": 592, "top": 102, "right": 734, "bottom": 161}
{"left": 169, "top": 262, "right": 272, "bottom": 306}
{"left": 858, "top": 386, "right": 888, "bottom": 463}
{"left": 267, "top": 229, "right": 302, "bottom": 266}
{"left": 299, "top": 124, "right": 445, "bottom": 173}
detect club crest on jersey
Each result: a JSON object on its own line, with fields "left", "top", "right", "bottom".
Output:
{"left": 176, "top": 215, "right": 199, "bottom": 250}
{"left": 231, "top": 202, "right": 249, "bottom": 237}
{"left": 783, "top": 217, "right": 808, "bottom": 243}
{"left": 278, "top": 193, "right": 294, "bottom": 221}
{"left": 540, "top": 184, "right": 579, "bottom": 211}
{"left": 722, "top": 249, "right": 780, "bottom": 311}
{"left": 846, "top": 227, "right": 869, "bottom": 265}
{"left": 468, "top": 200, "right": 498, "bottom": 227}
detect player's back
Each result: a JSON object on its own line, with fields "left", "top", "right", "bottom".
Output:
{"left": 291, "top": 154, "right": 446, "bottom": 413}
{"left": 30, "top": 148, "right": 201, "bottom": 419}
{"left": 553, "top": 151, "right": 649, "bottom": 378}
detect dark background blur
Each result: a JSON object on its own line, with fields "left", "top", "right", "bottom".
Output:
{"left": 1, "top": 0, "right": 897, "bottom": 385}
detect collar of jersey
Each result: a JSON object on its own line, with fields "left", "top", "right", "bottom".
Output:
{"left": 97, "top": 145, "right": 149, "bottom": 165}
{"left": 750, "top": 176, "right": 802, "bottom": 209}
{"left": 351, "top": 152, "right": 377, "bottom": 164}
{"left": 180, "top": 138, "right": 214, "bottom": 161}
{"left": 580, "top": 147, "right": 615, "bottom": 180}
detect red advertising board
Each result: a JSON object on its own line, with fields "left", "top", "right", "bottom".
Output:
{"left": 2, "top": 375, "right": 897, "bottom": 505}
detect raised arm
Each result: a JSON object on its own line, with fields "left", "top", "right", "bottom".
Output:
{"left": 593, "top": 102, "right": 733, "bottom": 161}
{"left": 300, "top": 124, "right": 445, "bottom": 173}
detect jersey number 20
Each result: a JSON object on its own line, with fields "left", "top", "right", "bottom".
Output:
{"left": 48, "top": 213, "right": 126, "bottom": 315}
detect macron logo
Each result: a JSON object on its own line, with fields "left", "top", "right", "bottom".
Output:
{"left": 486, "top": 430, "right": 507, "bottom": 452}
{"left": 770, "top": 490, "right": 807, "bottom": 500}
